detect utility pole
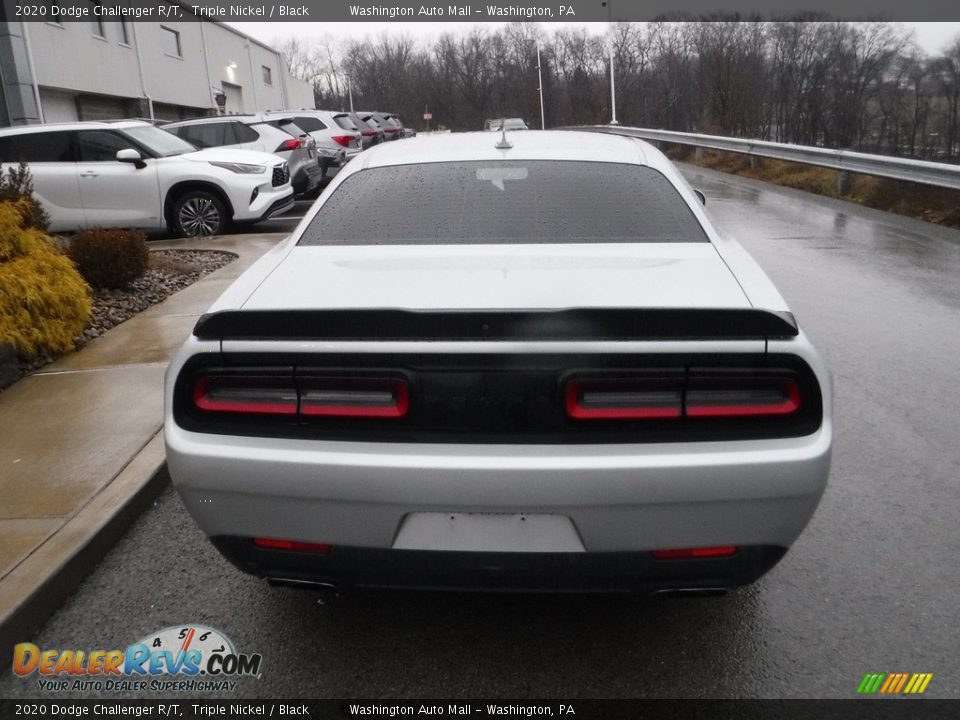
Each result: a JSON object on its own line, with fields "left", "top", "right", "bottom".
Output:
{"left": 537, "top": 44, "right": 546, "bottom": 130}
{"left": 604, "top": 1, "right": 618, "bottom": 125}
{"left": 347, "top": 76, "right": 354, "bottom": 113}
{"left": 609, "top": 43, "right": 618, "bottom": 125}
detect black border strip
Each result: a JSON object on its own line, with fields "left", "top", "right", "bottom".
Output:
{"left": 0, "top": 700, "right": 956, "bottom": 719}
{"left": 193, "top": 308, "right": 799, "bottom": 342}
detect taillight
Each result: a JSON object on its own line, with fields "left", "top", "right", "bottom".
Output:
{"left": 686, "top": 378, "right": 800, "bottom": 417}
{"left": 331, "top": 135, "right": 352, "bottom": 148}
{"left": 566, "top": 380, "right": 682, "bottom": 419}
{"left": 254, "top": 538, "right": 332, "bottom": 554}
{"left": 275, "top": 138, "right": 301, "bottom": 152}
{"left": 361, "top": 129, "right": 376, "bottom": 136}
{"left": 300, "top": 378, "right": 408, "bottom": 418}
{"left": 191, "top": 373, "right": 408, "bottom": 419}
{"left": 193, "top": 376, "right": 297, "bottom": 415}
{"left": 565, "top": 373, "right": 802, "bottom": 421}
{"left": 652, "top": 546, "right": 737, "bottom": 560}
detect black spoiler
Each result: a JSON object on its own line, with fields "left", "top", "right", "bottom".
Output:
{"left": 193, "top": 308, "right": 799, "bottom": 342}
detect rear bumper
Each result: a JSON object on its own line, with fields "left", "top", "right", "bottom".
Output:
{"left": 166, "top": 423, "right": 831, "bottom": 560}
{"left": 291, "top": 163, "right": 323, "bottom": 194}
{"left": 211, "top": 538, "right": 787, "bottom": 593}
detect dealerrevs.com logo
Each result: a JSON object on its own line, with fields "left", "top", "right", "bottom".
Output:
{"left": 12, "top": 625, "right": 262, "bottom": 693}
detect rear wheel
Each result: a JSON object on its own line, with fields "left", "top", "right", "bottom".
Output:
{"left": 172, "top": 190, "right": 227, "bottom": 237}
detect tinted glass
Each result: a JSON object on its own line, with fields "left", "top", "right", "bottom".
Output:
{"left": 231, "top": 122, "right": 259, "bottom": 143}
{"left": 333, "top": 115, "right": 357, "bottom": 130}
{"left": 78, "top": 130, "right": 137, "bottom": 161}
{"left": 277, "top": 120, "right": 308, "bottom": 137}
{"left": 126, "top": 125, "right": 196, "bottom": 156}
{"left": 299, "top": 161, "right": 708, "bottom": 246}
{"left": 173, "top": 123, "right": 225, "bottom": 149}
{"left": 293, "top": 116, "right": 327, "bottom": 132}
{"left": 0, "top": 131, "right": 76, "bottom": 162}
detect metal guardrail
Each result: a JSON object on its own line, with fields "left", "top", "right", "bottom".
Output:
{"left": 578, "top": 126, "right": 960, "bottom": 192}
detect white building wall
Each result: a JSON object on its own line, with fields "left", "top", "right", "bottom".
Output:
{"left": 20, "top": 15, "right": 308, "bottom": 123}
{"left": 284, "top": 75, "right": 315, "bottom": 110}
{"left": 28, "top": 22, "right": 143, "bottom": 102}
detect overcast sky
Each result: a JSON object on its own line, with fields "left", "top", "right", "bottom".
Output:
{"left": 227, "top": 21, "right": 960, "bottom": 55}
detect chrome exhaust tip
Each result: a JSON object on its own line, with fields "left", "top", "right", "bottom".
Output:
{"left": 267, "top": 577, "right": 340, "bottom": 592}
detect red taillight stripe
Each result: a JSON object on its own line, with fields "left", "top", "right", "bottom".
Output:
{"left": 566, "top": 381, "right": 682, "bottom": 419}
{"left": 685, "top": 379, "right": 801, "bottom": 417}
{"left": 301, "top": 379, "right": 408, "bottom": 418}
{"left": 331, "top": 135, "right": 353, "bottom": 148}
{"left": 254, "top": 538, "right": 332, "bottom": 554}
{"left": 651, "top": 546, "right": 737, "bottom": 559}
{"left": 193, "top": 375, "right": 409, "bottom": 419}
{"left": 193, "top": 377, "right": 298, "bottom": 415}
{"left": 566, "top": 375, "right": 802, "bottom": 421}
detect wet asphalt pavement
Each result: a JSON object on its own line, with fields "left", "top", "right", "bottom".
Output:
{"left": 3, "top": 165, "right": 959, "bottom": 700}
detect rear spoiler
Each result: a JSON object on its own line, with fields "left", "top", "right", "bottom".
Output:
{"left": 193, "top": 308, "right": 798, "bottom": 342}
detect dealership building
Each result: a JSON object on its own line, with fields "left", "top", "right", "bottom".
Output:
{"left": 0, "top": 6, "right": 314, "bottom": 126}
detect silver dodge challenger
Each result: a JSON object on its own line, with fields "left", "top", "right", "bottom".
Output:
{"left": 164, "top": 130, "right": 832, "bottom": 594}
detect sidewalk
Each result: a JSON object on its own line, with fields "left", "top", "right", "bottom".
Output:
{"left": 0, "top": 232, "right": 283, "bottom": 663}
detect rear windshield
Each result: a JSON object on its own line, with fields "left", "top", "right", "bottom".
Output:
{"left": 334, "top": 115, "right": 357, "bottom": 130}
{"left": 298, "top": 161, "right": 708, "bottom": 246}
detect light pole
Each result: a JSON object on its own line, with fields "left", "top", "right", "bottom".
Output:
{"left": 536, "top": 43, "right": 546, "bottom": 130}
{"left": 603, "top": 1, "right": 618, "bottom": 125}
{"left": 347, "top": 75, "right": 354, "bottom": 113}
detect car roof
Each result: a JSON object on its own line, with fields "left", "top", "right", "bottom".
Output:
{"left": 164, "top": 115, "right": 259, "bottom": 127}
{"left": 0, "top": 120, "right": 153, "bottom": 136}
{"left": 355, "top": 130, "right": 655, "bottom": 170}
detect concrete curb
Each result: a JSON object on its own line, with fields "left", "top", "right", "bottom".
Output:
{"left": 0, "top": 432, "right": 168, "bottom": 669}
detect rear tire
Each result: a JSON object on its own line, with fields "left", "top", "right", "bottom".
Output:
{"left": 172, "top": 190, "right": 228, "bottom": 237}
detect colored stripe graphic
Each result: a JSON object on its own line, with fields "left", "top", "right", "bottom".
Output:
{"left": 856, "top": 672, "right": 932, "bottom": 694}
{"left": 893, "top": 674, "right": 910, "bottom": 693}
{"left": 905, "top": 673, "right": 933, "bottom": 694}
{"left": 857, "top": 673, "right": 885, "bottom": 694}
{"left": 879, "top": 674, "right": 897, "bottom": 693}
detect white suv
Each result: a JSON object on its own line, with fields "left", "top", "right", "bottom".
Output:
{"left": 0, "top": 121, "right": 295, "bottom": 236}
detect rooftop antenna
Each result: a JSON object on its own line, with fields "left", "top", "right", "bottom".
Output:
{"left": 495, "top": 117, "right": 512, "bottom": 149}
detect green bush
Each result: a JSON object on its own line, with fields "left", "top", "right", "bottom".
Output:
{"left": 68, "top": 227, "right": 150, "bottom": 289}
{"left": 0, "top": 161, "right": 50, "bottom": 231}
{"left": 0, "top": 200, "right": 91, "bottom": 359}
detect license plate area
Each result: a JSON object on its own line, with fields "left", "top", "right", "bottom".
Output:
{"left": 392, "top": 512, "right": 585, "bottom": 553}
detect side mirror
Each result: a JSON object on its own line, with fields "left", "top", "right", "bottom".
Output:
{"left": 117, "top": 148, "right": 146, "bottom": 169}
{"left": 694, "top": 189, "right": 706, "bottom": 206}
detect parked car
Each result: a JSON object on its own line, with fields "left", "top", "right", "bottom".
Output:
{"left": 358, "top": 112, "right": 403, "bottom": 141}
{"left": 0, "top": 120, "right": 293, "bottom": 236}
{"left": 347, "top": 112, "right": 381, "bottom": 150}
{"left": 264, "top": 110, "right": 362, "bottom": 175}
{"left": 355, "top": 112, "right": 387, "bottom": 146}
{"left": 165, "top": 130, "right": 832, "bottom": 593}
{"left": 163, "top": 115, "right": 322, "bottom": 197}
{"left": 487, "top": 118, "right": 529, "bottom": 131}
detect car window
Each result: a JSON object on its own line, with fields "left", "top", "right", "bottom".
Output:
{"left": 292, "top": 116, "right": 327, "bottom": 132}
{"left": 174, "top": 123, "right": 226, "bottom": 148}
{"left": 231, "top": 122, "right": 259, "bottom": 143}
{"left": 77, "top": 130, "right": 138, "bottom": 161}
{"left": 333, "top": 115, "right": 357, "bottom": 131}
{"left": 272, "top": 120, "right": 308, "bottom": 137}
{"left": 0, "top": 131, "right": 76, "bottom": 162}
{"left": 299, "top": 161, "right": 709, "bottom": 246}
{"left": 124, "top": 125, "right": 196, "bottom": 156}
